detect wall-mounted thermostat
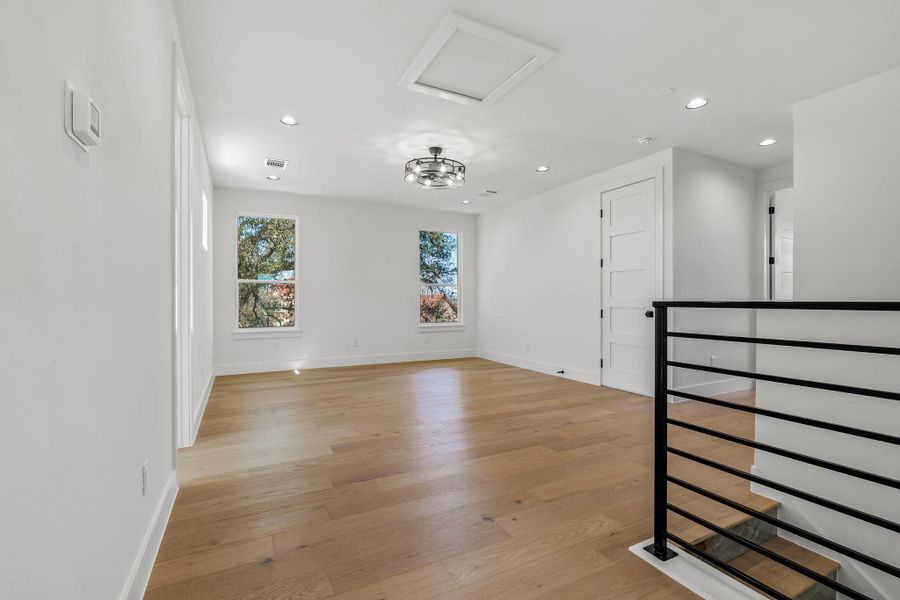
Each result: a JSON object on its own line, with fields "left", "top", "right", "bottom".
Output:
{"left": 64, "top": 81, "right": 101, "bottom": 151}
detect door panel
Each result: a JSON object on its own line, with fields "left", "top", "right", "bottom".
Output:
{"left": 602, "top": 178, "right": 657, "bottom": 396}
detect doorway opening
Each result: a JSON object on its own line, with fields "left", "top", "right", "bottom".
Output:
{"left": 173, "top": 69, "right": 193, "bottom": 449}
{"left": 767, "top": 187, "right": 794, "bottom": 300}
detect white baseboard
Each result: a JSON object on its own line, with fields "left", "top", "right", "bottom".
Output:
{"left": 673, "top": 377, "right": 754, "bottom": 398}
{"left": 215, "top": 348, "right": 477, "bottom": 376}
{"left": 476, "top": 349, "right": 600, "bottom": 386}
{"left": 190, "top": 372, "right": 215, "bottom": 445}
{"left": 630, "top": 538, "right": 768, "bottom": 600}
{"left": 119, "top": 472, "right": 178, "bottom": 600}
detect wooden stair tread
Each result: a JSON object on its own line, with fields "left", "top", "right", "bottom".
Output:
{"left": 728, "top": 537, "right": 840, "bottom": 598}
{"left": 668, "top": 482, "right": 780, "bottom": 546}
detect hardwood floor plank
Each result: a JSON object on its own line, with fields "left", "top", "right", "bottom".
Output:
{"left": 434, "top": 543, "right": 608, "bottom": 600}
{"left": 148, "top": 536, "right": 275, "bottom": 591}
{"left": 441, "top": 512, "right": 619, "bottom": 586}
{"left": 234, "top": 569, "right": 334, "bottom": 600}
{"left": 534, "top": 556, "right": 701, "bottom": 600}
{"left": 330, "top": 563, "right": 457, "bottom": 600}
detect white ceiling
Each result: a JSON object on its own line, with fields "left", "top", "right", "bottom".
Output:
{"left": 173, "top": 0, "right": 900, "bottom": 213}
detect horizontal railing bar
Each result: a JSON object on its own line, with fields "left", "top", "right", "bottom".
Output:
{"left": 666, "top": 532, "right": 792, "bottom": 600}
{"left": 668, "top": 503, "right": 873, "bottom": 600}
{"left": 667, "top": 475, "right": 900, "bottom": 580}
{"left": 668, "top": 418, "right": 900, "bottom": 490}
{"left": 667, "top": 389, "right": 900, "bottom": 446}
{"left": 667, "top": 446, "right": 900, "bottom": 534}
{"left": 653, "top": 301, "right": 900, "bottom": 311}
{"left": 667, "top": 360, "right": 900, "bottom": 402}
{"left": 665, "top": 331, "right": 900, "bottom": 356}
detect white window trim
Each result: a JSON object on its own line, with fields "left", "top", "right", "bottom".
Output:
{"left": 233, "top": 212, "right": 300, "bottom": 337}
{"left": 418, "top": 228, "right": 464, "bottom": 329}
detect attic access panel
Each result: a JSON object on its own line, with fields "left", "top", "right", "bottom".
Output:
{"left": 399, "top": 13, "right": 555, "bottom": 106}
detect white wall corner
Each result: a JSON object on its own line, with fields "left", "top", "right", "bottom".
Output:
{"left": 190, "top": 373, "right": 215, "bottom": 445}
{"left": 118, "top": 472, "right": 178, "bottom": 600}
{"left": 476, "top": 349, "right": 601, "bottom": 386}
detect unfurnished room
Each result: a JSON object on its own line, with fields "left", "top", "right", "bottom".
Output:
{"left": 2, "top": 2, "right": 900, "bottom": 599}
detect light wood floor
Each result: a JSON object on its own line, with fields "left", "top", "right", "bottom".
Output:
{"left": 146, "top": 358, "right": 757, "bottom": 600}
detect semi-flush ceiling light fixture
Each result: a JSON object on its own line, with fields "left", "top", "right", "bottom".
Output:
{"left": 405, "top": 146, "right": 466, "bottom": 189}
{"left": 685, "top": 97, "right": 709, "bottom": 109}
{"left": 758, "top": 138, "right": 778, "bottom": 146}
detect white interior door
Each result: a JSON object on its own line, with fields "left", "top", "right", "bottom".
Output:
{"left": 602, "top": 178, "right": 658, "bottom": 396}
{"left": 769, "top": 188, "right": 794, "bottom": 300}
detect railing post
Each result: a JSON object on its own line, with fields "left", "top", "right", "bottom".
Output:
{"left": 645, "top": 304, "right": 677, "bottom": 560}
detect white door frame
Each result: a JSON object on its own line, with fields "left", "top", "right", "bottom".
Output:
{"left": 173, "top": 66, "right": 193, "bottom": 450}
{"left": 598, "top": 165, "right": 669, "bottom": 394}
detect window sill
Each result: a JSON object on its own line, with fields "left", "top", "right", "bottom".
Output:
{"left": 418, "top": 323, "right": 466, "bottom": 332}
{"left": 232, "top": 328, "right": 302, "bottom": 340}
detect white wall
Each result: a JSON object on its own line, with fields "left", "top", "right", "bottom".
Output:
{"left": 477, "top": 150, "right": 674, "bottom": 385}
{"left": 0, "top": 1, "right": 212, "bottom": 599}
{"left": 213, "top": 188, "right": 477, "bottom": 374}
{"left": 757, "top": 161, "right": 794, "bottom": 186}
{"left": 794, "top": 69, "right": 900, "bottom": 301}
{"left": 755, "top": 67, "right": 900, "bottom": 598}
{"left": 477, "top": 148, "right": 758, "bottom": 392}
{"left": 670, "top": 149, "right": 759, "bottom": 395}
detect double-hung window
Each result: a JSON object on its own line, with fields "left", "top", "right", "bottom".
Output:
{"left": 236, "top": 214, "right": 298, "bottom": 330}
{"left": 419, "top": 230, "right": 461, "bottom": 325}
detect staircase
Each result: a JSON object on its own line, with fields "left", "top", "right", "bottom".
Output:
{"left": 668, "top": 482, "right": 840, "bottom": 600}
{"left": 644, "top": 301, "right": 900, "bottom": 600}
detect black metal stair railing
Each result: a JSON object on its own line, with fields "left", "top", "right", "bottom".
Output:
{"left": 645, "top": 300, "right": 900, "bottom": 600}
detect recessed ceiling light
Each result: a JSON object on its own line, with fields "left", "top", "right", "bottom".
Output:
{"left": 758, "top": 138, "right": 778, "bottom": 146}
{"left": 638, "top": 136, "right": 653, "bottom": 145}
{"left": 536, "top": 165, "right": 550, "bottom": 173}
{"left": 685, "top": 97, "right": 709, "bottom": 110}
{"left": 266, "top": 175, "right": 280, "bottom": 181}
{"left": 461, "top": 199, "right": 472, "bottom": 204}
{"left": 279, "top": 115, "right": 298, "bottom": 126}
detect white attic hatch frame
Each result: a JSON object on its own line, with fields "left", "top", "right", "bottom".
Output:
{"left": 399, "top": 13, "right": 555, "bottom": 106}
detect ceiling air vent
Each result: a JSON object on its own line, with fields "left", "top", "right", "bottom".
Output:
{"left": 265, "top": 157, "right": 288, "bottom": 169}
{"left": 399, "top": 13, "right": 555, "bottom": 106}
